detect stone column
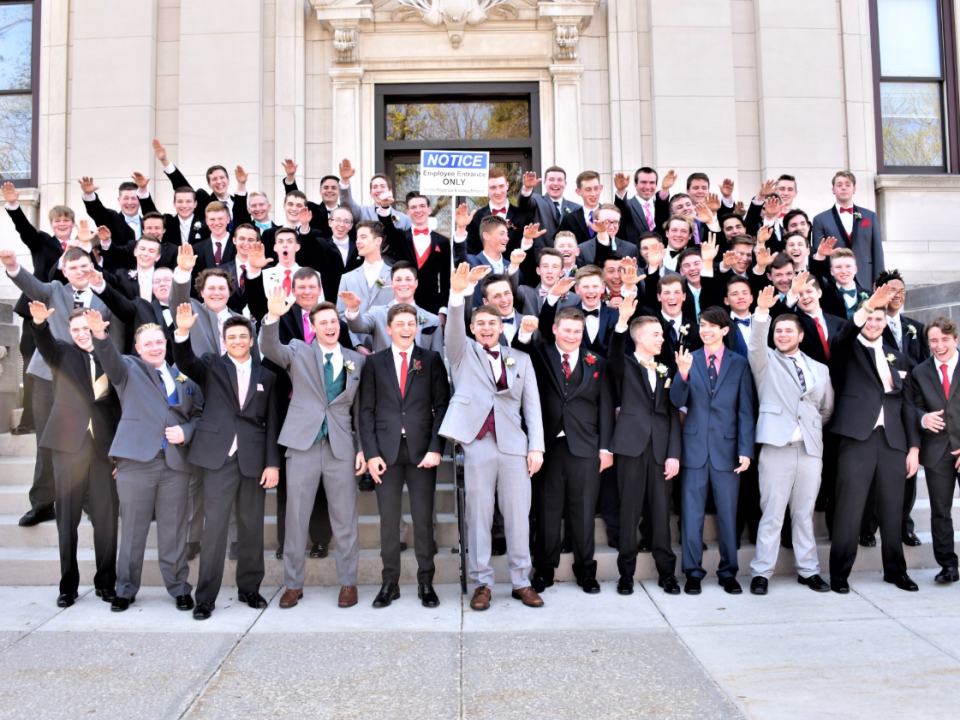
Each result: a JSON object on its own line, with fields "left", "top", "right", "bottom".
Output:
{"left": 274, "top": 0, "right": 306, "bottom": 202}
{"left": 549, "top": 64, "right": 585, "bottom": 181}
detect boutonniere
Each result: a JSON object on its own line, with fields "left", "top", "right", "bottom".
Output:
{"left": 417, "top": 315, "right": 429, "bottom": 326}
{"left": 600, "top": 290, "right": 611, "bottom": 304}
{"left": 344, "top": 360, "right": 356, "bottom": 374}
{"left": 584, "top": 353, "right": 597, "bottom": 366}
{"left": 907, "top": 324, "right": 918, "bottom": 338}
{"left": 391, "top": 214, "right": 400, "bottom": 224}
{"left": 375, "top": 277, "right": 386, "bottom": 289}
{"left": 860, "top": 292, "right": 869, "bottom": 301}
{"left": 412, "top": 359, "right": 423, "bottom": 373}
{"left": 504, "top": 356, "right": 516, "bottom": 369}
{"left": 853, "top": 212, "right": 863, "bottom": 222}
{"left": 678, "top": 324, "right": 690, "bottom": 338}
{"left": 564, "top": 207, "right": 571, "bottom": 214}
{"left": 128, "top": 270, "right": 138, "bottom": 279}
{"left": 656, "top": 363, "right": 668, "bottom": 377}
{"left": 885, "top": 353, "right": 896, "bottom": 365}
{"left": 175, "top": 372, "right": 187, "bottom": 383}
{"left": 505, "top": 220, "right": 516, "bottom": 231}
{"left": 193, "top": 221, "right": 202, "bottom": 230}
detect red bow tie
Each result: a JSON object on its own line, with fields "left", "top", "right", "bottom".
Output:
{"left": 491, "top": 207, "right": 506, "bottom": 216}
{"left": 413, "top": 228, "right": 429, "bottom": 236}
{"left": 839, "top": 206, "right": 854, "bottom": 214}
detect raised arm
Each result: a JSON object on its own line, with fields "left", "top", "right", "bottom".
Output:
{"left": 171, "top": 303, "right": 209, "bottom": 387}
{"left": 29, "top": 303, "right": 64, "bottom": 369}
{"left": 87, "top": 310, "right": 129, "bottom": 387}
{"left": 1, "top": 250, "right": 55, "bottom": 303}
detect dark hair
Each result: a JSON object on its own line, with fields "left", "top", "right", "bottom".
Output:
{"left": 479, "top": 214, "right": 507, "bottom": 237}
{"left": 782, "top": 229, "right": 808, "bottom": 246}
{"left": 274, "top": 227, "right": 299, "bottom": 244}
{"left": 726, "top": 275, "right": 752, "bottom": 294}
{"left": 205, "top": 165, "right": 229, "bottom": 182}
{"left": 135, "top": 234, "right": 161, "bottom": 248}
{"left": 677, "top": 247, "right": 702, "bottom": 267}
{"left": 195, "top": 268, "right": 235, "bottom": 296}
{"left": 222, "top": 316, "right": 253, "bottom": 339}
{"left": 686, "top": 172, "right": 710, "bottom": 189}
{"left": 284, "top": 190, "right": 307, "bottom": 203}
{"left": 633, "top": 166, "right": 658, "bottom": 184}
{"left": 391, "top": 260, "right": 417, "bottom": 279}
{"left": 405, "top": 191, "right": 431, "bottom": 207}
{"left": 387, "top": 302, "right": 418, "bottom": 325}
{"left": 544, "top": 165, "right": 566, "bottom": 179}
{"left": 472, "top": 305, "right": 502, "bottom": 321}
{"left": 292, "top": 267, "right": 320, "bottom": 286}
{"left": 925, "top": 316, "right": 959, "bottom": 340}
{"left": 554, "top": 307, "right": 585, "bottom": 326}
{"left": 355, "top": 220, "right": 384, "bottom": 240}
{"left": 118, "top": 181, "right": 138, "bottom": 194}
{"left": 699, "top": 306, "right": 729, "bottom": 329}
{"left": 875, "top": 268, "right": 905, "bottom": 288}
{"left": 769, "top": 253, "right": 795, "bottom": 272}
{"left": 481, "top": 273, "right": 512, "bottom": 298}
{"left": 730, "top": 234, "right": 757, "bottom": 248}
{"left": 67, "top": 307, "right": 88, "bottom": 323}
{"left": 142, "top": 211, "right": 164, "bottom": 224}
{"left": 173, "top": 186, "right": 196, "bottom": 199}
{"left": 777, "top": 174, "right": 797, "bottom": 187}
{"left": 575, "top": 170, "right": 600, "bottom": 188}
{"left": 782, "top": 209, "right": 810, "bottom": 230}
{"left": 639, "top": 231, "right": 665, "bottom": 245}
{"left": 320, "top": 175, "right": 340, "bottom": 186}
{"left": 232, "top": 222, "right": 261, "bottom": 240}
{"left": 657, "top": 274, "right": 685, "bottom": 293}
{"left": 308, "top": 300, "right": 339, "bottom": 325}
{"left": 63, "top": 247, "right": 91, "bottom": 264}
{"left": 773, "top": 313, "right": 804, "bottom": 334}
{"left": 601, "top": 252, "right": 625, "bottom": 269}
{"left": 538, "top": 247, "right": 564, "bottom": 266}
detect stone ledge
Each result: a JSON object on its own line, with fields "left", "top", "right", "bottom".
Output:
{"left": 875, "top": 174, "right": 960, "bottom": 191}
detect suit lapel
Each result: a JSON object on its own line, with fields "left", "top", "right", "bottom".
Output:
{"left": 830, "top": 206, "right": 850, "bottom": 242}
{"left": 242, "top": 364, "right": 260, "bottom": 412}
{"left": 850, "top": 205, "right": 862, "bottom": 248}
{"left": 403, "top": 345, "right": 419, "bottom": 398}
{"left": 472, "top": 342, "right": 499, "bottom": 389}
{"left": 570, "top": 352, "right": 594, "bottom": 398}
{"left": 222, "top": 356, "right": 241, "bottom": 407}
{"left": 712, "top": 350, "right": 731, "bottom": 393}
{"left": 544, "top": 344, "right": 566, "bottom": 395}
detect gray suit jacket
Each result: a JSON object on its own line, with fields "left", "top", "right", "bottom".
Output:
{"left": 748, "top": 312, "right": 835, "bottom": 458}
{"left": 260, "top": 318, "right": 365, "bottom": 459}
{"left": 518, "top": 191, "right": 582, "bottom": 248}
{"left": 8, "top": 268, "right": 125, "bottom": 381}
{"left": 91, "top": 334, "right": 203, "bottom": 472}
{"left": 346, "top": 302, "right": 444, "bottom": 353}
{"left": 170, "top": 275, "right": 252, "bottom": 358}
{"left": 335, "top": 263, "right": 395, "bottom": 317}
{"left": 340, "top": 183, "right": 412, "bottom": 230}
{"left": 438, "top": 300, "right": 544, "bottom": 456}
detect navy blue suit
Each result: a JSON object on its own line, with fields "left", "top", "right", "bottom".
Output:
{"left": 669, "top": 347, "right": 756, "bottom": 579}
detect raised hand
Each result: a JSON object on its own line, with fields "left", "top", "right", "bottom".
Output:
{"left": 131, "top": 171, "right": 150, "bottom": 190}
{"left": 790, "top": 270, "right": 812, "bottom": 297}
{"left": 523, "top": 222, "right": 546, "bottom": 241}
{"left": 755, "top": 246, "right": 777, "bottom": 271}
{"left": 509, "top": 249, "right": 527, "bottom": 268}
{"left": 620, "top": 263, "right": 645, "bottom": 289}
{"left": 266, "top": 286, "right": 296, "bottom": 318}
{"left": 338, "top": 290, "right": 362, "bottom": 312}
{"left": 234, "top": 165, "right": 248, "bottom": 187}
{"left": 152, "top": 138, "right": 169, "bottom": 165}
{"left": 816, "top": 236, "right": 838, "bottom": 258}
{"left": 177, "top": 243, "right": 197, "bottom": 273}
{"left": 661, "top": 169, "right": 677, "bottom": 193}
{"left": 720, "top": 178, "right": 735, "bottom": 198}
{"left": 85, "top": 265, "right": 104, "bottom": 288}
{"left": 379, "top": 191, "right": 395, "bottom": 208}
{"left": 587, "top": 218, "right": 609, "bottom": 236}
{"left": 646, "top": 240, "right": 664, "bottom": 269}
{"left": 701, "top": 233, "right": 719, "bottom": 265}
{"left": 78, "top": 176, "right": 99, "bottom": 195}
{"left": 246, "top": 241, "right": 274, "bottom": 270}
{"left": 614, "top": 171, "right": 630, "bottom": 193}
{"left": 467, "top": 264, "right": 492, "bottom": 285}
{"left": 2, "top": 181, "right": 20, "bottom": 205}
{"left": 450, "top": 263, "right": 470, "bottom": 295}
{"left": 176, "top": 302, "right": 198, "bottom": 332}
{"left": 757, "top": 224, "right": 774, "bottom": 248}
{"left": 281, "top": 158, "right": 298, "bottom": 180}
{"left": 0, "top": 249, "right": 17, "bottom": 270}
{"left": 455, "top": 202, "right": 477, "bottom": 231}
{"left": 756, "top": 285, "right": 777, "bottom": 311}
{"left": 675, "top": 346, "right": 693, "bottom": 377}
{"left": 96, "top": 225, "right": 112, "bottom": 244}
{"left": 28, "top": 301, "right": 54, "bottom": 324}
{"left": 763, "top": 194, "right": 781, "bottom": 218}
{"left": 866, "top": 283, "right": 896, "bottom": 310}
{"left": 721, "top": 249, "right": 739, "bottom": 270}
{"left": 618, "top": 293, "right": 638, "bottom": 323}
{"left": 706, "top": 192, "right": 722, "bottom": 213}
{"left": 520, "top": 315, "right": 539, "bottom": 335}
{"left": 550, "top": 276, "right": 577, "bottom": 298}
{"left": 298, "top": 207, "right": 312, "bottom": 229}
{"left": 77, "top": 219, "right": 95, "bottom": 244}
{"left": 734, "top": 200, "right": 746, "bottom": 217}
{"left": 339, "top": 158, "right": 355, "bottom": 182}
{"left": 694, "top": 203, "right": 714, "bottom": 224}
{"left": 756, "top": 178, "right": 776, "bottom": 201}
{"left": 83, "top": 309, "right": 110, "bottom": 337}
{"left": 522, "top": 171, "right": 541, "bottom": 192}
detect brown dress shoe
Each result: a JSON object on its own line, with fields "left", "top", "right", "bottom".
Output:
{"left": 338, "top": 585, "right": 358, "bottom": 608}
{"left": 279, "top": 588, "right": 303, "bottom": 609}
{"left": 470, "top": 586, "right": 491, "bottom": 611}
{"left": 511, "top": 586, "right": 544, "bottom": 607}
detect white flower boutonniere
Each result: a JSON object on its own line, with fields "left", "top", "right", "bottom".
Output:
{"left": 344, "top": 360, "right": 356, "bottom": 374}
{"left": 175, "top": 372, "right": 188, "bottom": 383}
{"left": 907, "top": 324, "right": 918, "bottom": 338}
{"left": 656, "top": 364, "right": 668, "bottom": 378}
{"left": 193, "top": 221, "right": 202, "bottom": 230}
{"left": 885, "top": 353, "right": 896, "bottom": 365}
{"left": 678, "top": 324, "right": 690, "bottom": 338}
{"left": 375, "top": 277, "right": 386, "bottom": 289}
{"left": 128, "top": 270, "right": 138, "bottom": 279}
{"left": 504, "top": 356, "right": 516, "bottom": 369}
{"left": 853, "top": 212, "right": 863, "bottom": 222}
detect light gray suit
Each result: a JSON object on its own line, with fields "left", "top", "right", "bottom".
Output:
{"left": 336, "top": 262, "right": 394, "bottom": 348}
{"left": 346, "top": 302, "right": 444, "bottom": 354}
{"left": 439, "top": 299, "right": 544, "bottom": 589}
{"left": 340, "top": 183, "right": 412, "bottom": 230}
{"left": 91, "top": 334, "right": 203, "bottom": 601}
{"left": 747, "top": 311, "right": 835, "bottom": 580}
{"left": 261, "top": 318, "right": 366, "bottom": 589}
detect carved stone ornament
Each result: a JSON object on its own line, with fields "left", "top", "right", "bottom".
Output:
{"left": 393, "top": 0, "right": 520, "bottom": 48}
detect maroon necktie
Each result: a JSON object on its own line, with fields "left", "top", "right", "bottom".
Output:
{"left": 214, "top": 241, "right": 223, "bottom": 266}
{"left": 562, "top": 353, "right": 572, "bottom": 379}
{"left": 942, "top": 363, "right": 951, "bottom": 399}
{"left": 239, "top": 264, "right": 246, "bottom": 291}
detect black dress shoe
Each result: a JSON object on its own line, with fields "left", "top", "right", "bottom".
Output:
{"left": 176, "top": 594, "right": 195, "bottom": 611}
{"left": 56, "top": 591, "right": 78, "bottom": 608}
{"left": 936, "top": 567, "right": 960, "bottom": 583}
{"left": 902, "top": 532, "right": 922, "bottom": 547}
{"left": 491, "top": 537, "right": 507, "bottom": 556}
{"left": 720, "top": 577, "right": 743, "bottom": 595}
{"left": 275, "top": 547, "right": 284, "bottom": 560}
{"left": 193, "top": 602, "right": 215, "bottom": 620}
{"left": 309, "top": 542, "right": 328, "bottom": 559}
{"left": 617, "top": 576, "right": 634, "bottom": 595}
{"left": 237, "top": 591, "right": 268, "bottom": 609}
{"left": 358, "top": 473, "right": 376, "bottom": 492}
{"left": 531, "top": 575, "right": 554, "bottom": 593}
{"left": 659, "top": 575, "right": 681, "bottom": 595}
{"left": 859, "top": 534, "right": 877, "bottom": 548}
{"left": 228, "top": 542, "right": 238, "bottom": 561}
{"left": 684, "top": 577, "right": 702, "bottom": 595}
{"left": 579, "top": 577, "right": 601, "bottom": 594}
{"left": 399, "top": 542, "right": 408, "bottom": 552}
{"left": 884, "top": 574, "right": 919, "bottom": 592}
{"left": 418, "top": 583, "right": 440, "bottom": 608}
{"left": 798, "top": 574, "right": 830, "bottom": 592}
{"left": 11, "top": 424, "right": 34, "bottom": 435}
{"left": 186, "top": 542, "right": 201, "bottom": 561}
{"left": 372, "top": 582, "right": 400, "bottom": 608}
{"left": 111, "top": 596, "right": 134, "bottom": 612}
{"left": 561, "top": 537, "right": 573, "bottom": 554}
{"left": 637, "top": 539, "right": 652, "bottom": 553}
{"left": 95, "top": 588, "right": 117, "bottom": 603}
{"left": 607, "top": 538, "right": 619, "bottom": 549}
{"left": 18, "top": 507, "right": 56, "bottom": 527}
{"left": 830, "top": 577, "right": 850, "bottom": 594}
{"left": 750, "top": 577, "right": 768, "bottom": 595}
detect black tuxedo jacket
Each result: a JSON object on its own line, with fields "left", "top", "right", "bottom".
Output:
{"left": 538, "top": 296, "right": 619, "bottom": 358}
{"left": 284, "top": 178, "right": 335, "bottom": 238}
{"left": 911, "top": 355, "right": 960, "bottom": 467}
{"left": 809, "top": 255, "right": 869, "bottom": 320}
{"left": 614, "top": 192, "right": 671, "bottom": 246}
{"left": 32, "top": 319, "right": 120, "bottom": 458}
{"left": 641, "top": 267, "right": 721, "bottom": 323}
{"left": 882, "top": 315, "right": 929, "bottom": 370}
{"left": 191, "top": 236, "right": 237, "bottom": 277}
{"left": 557, "top": 208, "right": 597, "bottom": 246}
{"left": 826, "top": 318, "right": 920, "bottom": 451}
{"left": 466, "top": 203, "right": 530, "bottom": 256}
{"left": 172, "top": 341, "right": 281, "bottom": 477}
{"left": 358, "top": 345, "right": 450, "bottom": 465}
{"left": 380, "top": 213, "right": 451, "bottom": 315}
{"left": 579, "top": 236, "right": 641, "bottom": 265}
{"left": 656, "top": 312, "right": 703, "bottom": 371}
{"left": 94, "top": 277, "right": 175, "bottom": 360}
{"left": 295, "top": 232, "right": 362, "bottom": 299}
{"left": 512, "top": 334, "right": 614, "bottom": 458}
{"left": 607, "top": 328, "right": 681, "bottom": 463}
{"left": 6, "top": 205, "right": 65, "bottom": 318}
{"left": 744, "top": 202, "right": 786, "bottom": 254}
{"left": 138, "top": 193, "right": 210, "bottom": 248}
{"left": 83, "top": 194, "right": 141, "bottom": 247}
{"left": 163, "top": 166, "right": 244, "bottom": 228}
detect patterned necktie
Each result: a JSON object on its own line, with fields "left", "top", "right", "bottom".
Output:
{"left": 214, "top": 241, "right": 223, "bottom": 266}
{"left": 942, "top": 363, "right": 951, "bottom": 399}
{"left": 553, "top": 201, "right": 561, "bottom": 224}
{"left": 239, "top": 264, "right": 246, "bottom": 292}
{"left": 588, "top": 209, "right": 595, "bottom": 237}
{"left": 158, "top": 369, "right": 177, "bottom": 450}
{"left": 789, "top": 356, "right": 807, "bottom": 392}
{"left": 707, "top": 354, "right": 717, "bottom": 392}
{"left": 643, "top": 202, "right": 654, "bottom": 230}
{"left": 561, "top": 353, "right": 572, "bottom": 379}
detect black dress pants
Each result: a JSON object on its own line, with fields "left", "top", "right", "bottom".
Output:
{"left": 617, "top": 441, "right": 676, "bottom": 580}
{"left": 30, "top": 378, "right": 56, "bottom": 511}
{"left": 924, "top": 451, "right": 960, "bottom": 570}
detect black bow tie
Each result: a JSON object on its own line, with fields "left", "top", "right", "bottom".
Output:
{"left": 583, "top": 309, "right": 600, "bottom": 317}
{"left": 734, "top": 317, "right": 751, "bottom": 327}
{"left": 502, "top": 316, "right": 514, "bottom": 324}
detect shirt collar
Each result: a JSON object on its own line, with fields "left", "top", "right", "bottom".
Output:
{"left": 858, "top": 334, "right": 883, "bottom": 350}
{"left": 556, "top": 344, "right": 578, "bottom": 364}
{"left": 706, "top": 344, "right": 725, "bottom": 361}
{"left": 227, "top": 355, "right": 252, "bottom": 372}
{"left": 318, "top": 343, "right": 342, "bottom": 359}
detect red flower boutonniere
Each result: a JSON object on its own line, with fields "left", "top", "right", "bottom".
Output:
{"left": 584, "top": 354, "right": 597, "bottom": 366}
{"left": 412, "top": 359, "right": 423, "bottom": 373}
{"left": 593, "top": 372, "right": 599, "bottom": 378}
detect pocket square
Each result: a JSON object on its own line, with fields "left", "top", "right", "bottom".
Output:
{"left": 898, "top": 370, "right": 907, "bottom": 378}
{"left": 257, "top": 383, "right": 264, "bottom": 391}
{"left": 664, "top": 379, "right": 672, "bottom": 389}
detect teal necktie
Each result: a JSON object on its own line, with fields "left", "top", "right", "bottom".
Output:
{"left": 314, "top": 353, "right": 334, "bottom": 443}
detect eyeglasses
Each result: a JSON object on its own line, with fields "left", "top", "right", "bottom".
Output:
{"left": 331, "top": 218, "right": 353, "bottom": 226}
{"left": 891, "top": 290, "right": 908, "bottom": 298}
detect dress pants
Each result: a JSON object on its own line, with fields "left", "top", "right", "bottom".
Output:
{"left": 374, "top": 438, "right": 437, "bottom": 585}
{"left": 195, "top": 454, "right": 266, "bottom": 605}
{"left": 617, "top": 440, "right": 676, "bottom": 580}
{"left": 188, "top": 474, "right": 237, "bottom": 546}
{"left": 51, "top": 434, "right": 118, "bottom": 595}
{"left": 284, "top": 439, "right": 359, "bottom": 589}
{"left": 829, "top": 428, "right": 908, "bottom": 580}
{"left": 816, "top": 433, "right": 841, "bottom": 536}
{"left": 19, "top": 326, "right": 35, "bottom": 427}
{"left": 859, "top": 474, "right": 918, "bottom": 538}
{"left": 681, "top": 462, "right": 740, "bottom": 579}
{"left": 923, "top": 451, "right": 960, "bottom": 570}
{"left": 115, "top": 455, "right": 192, "bottom": 600}
{"left": 736, "top": 444, "right": 762, "bottom": 545}
{"left": 276, "top": 457, "right": 332, "bottom": 550}
{"left": 29, "top": 377, "right": 56, "bottom": 512}
{"left": 463, "top": 434, "right": 532, "bottom": 590}
{"left": 598, "top": 464, "right": 620, "bottom": 543}
{"left": 534, "top": 437, "right": 600, "bottom": 582}
{"left": 750, "top": 442, "right": 822, "bottom": 579}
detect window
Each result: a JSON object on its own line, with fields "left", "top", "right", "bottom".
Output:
{"left": 376, "top": 83, "right": 541, "bottom": 237}
{"left": 871, "top": 0, "right": 959, "bottom": 172}
{"left": 0, "top": 1, "right": 38, "bottom": 186}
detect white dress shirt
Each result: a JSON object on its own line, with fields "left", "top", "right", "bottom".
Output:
{"left": 362, "top": 259, "right": 384, "bottom": 289}
{"left": 730, "top": 311, "right": 751, "bottom": 346}
{"left": 156, "top": 362, "right": 176, "bottom": 396}
{"left": 633, "top": 353, "right": 658, "bottom": 392}
{"left": 332, "top": 236, "right": 351, "bottom": 264}
{"left": 582, "top": 304, "right": 602, "bottom": 343}
{"left": 887, "top": 310, "right": 903, "bottom": 350}
{"left": 858, "top": 334, "right": 894, "bottom": 428}
{"left": 227, "top": 355, "right": 252, "bottom": 456}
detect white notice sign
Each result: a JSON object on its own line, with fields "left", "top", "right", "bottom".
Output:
{"left": 419, "top": 150, "right": 490, "bottom": 196}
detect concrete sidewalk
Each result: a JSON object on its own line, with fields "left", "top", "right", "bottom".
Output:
{"left": 1, "top": 570, "right": 959, "bottom": 719}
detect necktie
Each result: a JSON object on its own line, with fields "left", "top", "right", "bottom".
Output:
{"left": 640, "top": 359, "right": 657, "bottom": 391}
{"left": 942, "top": 363, "right": 951, "bottom": 399}
{"left": 561, "top": 353, "right": 572, "bottom": 379}
{"left": 413, "top": 227, "right": 429, "bottom": 236}
{"left": 283, "top": 269, "right": 292, "bottom": 296}
{"left": 553, "top": 201, "right": 561, "bottom": 224}
{"left": 734, "top": 317, "right": 750, "bottom": 327}
{"left": 239, "top": 264, "right": 246, "bottom": 292}
{"left": 707, "top": 354, "right": 718, "bottom": 392}
{"left": 61, "top": 241, "right": 67, "bottom": 253}
{"left": 502, "top": 316, "right": 515, "bottom": 324}
{"left": 485, "top": 347, "right": 500, "bottom": 360}
{"left": 214, "top": 241, "right": 223, "bottom": 266}
{"left": 789, "top": 356, "right": 807, "bottom": 392}
{"left": 814, "top": 317, "right": 830, "bottom": 360}
{"left": 583, "top": 308, "right": 600, "bottom": 317}
{"left": 314, "top": 353, "right": 335, "bottom": 443}
{"left": 539, "top": 286, "right": 550, "bottom": 297}
{"left": 839, "top": 206, "right": 854, "bottom": 214}
{"left": 861, "top": 339, "right": 894, "bottom": 391}
{"left": 588, "top": 209, "right": 595, "bottom": 238}
{"left": 399, "top": 351, "right": 409, "bottom": 398}
{"left": 492, "top": 207, "right": 505, "bottom": 216}
{"left": 890, "top": 319, "right": 902, "bottom": 350}
{"left": 483, "top": 347, "right": 507, "bottom": 390}
{"left": 302, "top": 312, "right": 315, "bottom": 344}
{"left": 643, "top": 202, "right": 654, "bottom": 230}
{"left": 73, "top": 291, "right": 84, "bottom": 309}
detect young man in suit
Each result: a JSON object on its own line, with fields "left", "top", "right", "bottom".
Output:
{"left": 296, "top": 205, "right": 362, "bottom": 299}
{"left": 515, "top": 303, "right": 615, "bottom": 595}
{"left": 608, "top": 302, "right": 682, "bottom": 596}
{"left": 79, "top": 176, "right": 143, "bottom": 245}
{"left": 578, "top": 203, "right": 641, "bottom": 266}
{"left": 29, "top": 303, "right": 120, "bottom": 608}
{"left": 96, "top": 234, "right": 163, "bottom": 302}
{"left": 359, "top": 303, "right": 451, "bottom": 608}
{"left": 911, "top": 317, "right": 960, "bottom": 584}
{"left": 783, "top": 231, "right": 811, "bottom": 272}
{"left": 747, "top": 289, "right": 835, "bottom": 595}
{"left": 784, "top": 209, "right": 812, "bottom": 239}
{"left": 463, "top": 167, "right": 529, "bottom": 255}
{"left": 439, "top": 263, "right": 545, "bottom": 611}
{"left": 336, "top": 220, "right": 394, "bottom": 343}
{"left": 261, "top": 228, "right": 310, "bottom": 300}
{"left": 648, "top": 272, "right": 703, "bottom": 370}
{"left": 658, "top": 216, "right": 697, "bottom": 272}
{"left": 284, "top": 168, "right": 341, "bottom": 238}
{"left": 337, "top": 158, "right": 412, "bottom": 230}
{"left": 188, "top": 202, "right": 237, "bottom": 279}
{"left": 261, "top": 293, "right": 367, "bottom": 610}
{"left": 539, "top": 267, "right": 618, "bottom": 358}
{"left": 245, "top": 191, "right": 279, "bottom": 235}
{"left": 86, "top": 311, "right": 203, "bottom": 612}
{"left": 516, "top": 248, "right": 569, "bottom": 313}
{"left": 152, "top": 139, "right": 246, "bottom": 221}
{"left": 811, "top": 171, "right": 884, "bottom": 289}
{"left": 454, "top": 208, "right": 533, "bottom": 307}
{"left": 380, "top": 193, "right": 451, "bottom": 316}
{"left": 517, "top": 167, "right": 582, "bottom": 249}
{"left": 172, "top": 311, "right": 280, "bottom": 620}
{"left": 138, "top": 183, "right": 210, "bottom": 249}
{"left": 670, "top": 306, "right": 756, "bottom": 595}
{"left": 256, "top": 190, "right": 310, "bottom": 260}
{"left": 667, "top": 193, "right": 721, "bottom": 247}
{"left": 612, "top": 167, "right": 671, "bottom": 246}
{"left": 90, "top": 266, "right": 177, "bottom": 362}
{"left": 827, "top": 285, "right": 921, "bottom": 593}
{"left": 783, "top": 273, "right": 845, "bottom": 366}
{"left": 554, "top": 232, "right": 583, "bottom": 278}
{"left": 556, "top": 171, "right": 604, "bottom": 246}
{"left": 99, "top": 213, "right": 179, "bottom": 273}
